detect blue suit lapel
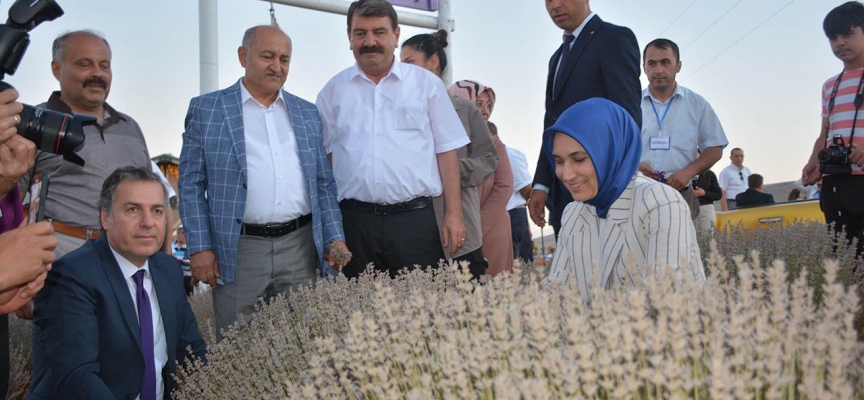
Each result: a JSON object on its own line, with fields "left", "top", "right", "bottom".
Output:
{"left": 552, "top": 15, "right": 604, "bottom": 102}
{"left": 150, "top": 258, "right": 177, "bottom": 365}
{"left": 221, "top": 83, "right": 247, "bottom": 181}
{"left": 94, "top": 236, "right": 142, "bottom": 350}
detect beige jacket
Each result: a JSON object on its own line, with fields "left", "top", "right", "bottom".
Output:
{"left": 548, "top": 173, "right": 705, "bottom": 303}
{"left": 433, "top": 95, "right": 498, "bottom": 259}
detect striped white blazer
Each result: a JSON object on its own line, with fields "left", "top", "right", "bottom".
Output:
{"left": 548, "top": 173, "right": 705, "bottom": 303}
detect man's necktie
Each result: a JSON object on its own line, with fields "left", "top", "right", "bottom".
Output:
{"left": 133, "top": 270, "right": 157, "bottom": 400}
{"left": 554, "top": 34, "right": 576, "bottom": 99}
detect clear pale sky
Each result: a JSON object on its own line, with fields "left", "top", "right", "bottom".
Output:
{"left": 1, "top": 0, "right": 842, "bottom": 235}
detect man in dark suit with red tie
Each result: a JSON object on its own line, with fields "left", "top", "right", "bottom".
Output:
{"left": 30, "top": 166, "right": 207, "bottom": 400}
{"left": 528, "top": 0, "right": 642, "bottom": 236}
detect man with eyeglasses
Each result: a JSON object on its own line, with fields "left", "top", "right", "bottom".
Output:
{"left": 718, "top": 148, "right": 750, "bottom": 210}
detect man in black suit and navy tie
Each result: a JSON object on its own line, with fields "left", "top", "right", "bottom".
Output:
{"left": 30, "top": 166, "right": 207, "bottom": 400}
{"left": 528, "top": 0, "right": 642, "bottom": 236}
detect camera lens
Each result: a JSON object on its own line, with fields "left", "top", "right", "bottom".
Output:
{"left": 817, "top": 148, "right": 831, "bottom": 163}
{"left": 17, "top": 104, "right": 93, "bottom": 166}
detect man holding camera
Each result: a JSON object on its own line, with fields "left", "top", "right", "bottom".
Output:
{"left": 636, "top": 38, "right": 728, "bottom": 223}
{"left": 0, "top": 87, "right": 57, "bottom": 399}
{"left": 802, "top": 1, "right": 864, "bottom": 256}
{"left": 18, "top": 30, "right": 151, "bottom": 258}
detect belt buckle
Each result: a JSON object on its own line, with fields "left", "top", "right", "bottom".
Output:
{"left": 266, "top": 222, "right": 282, "bottom": 237}
{"left": 373, "top": 205, "right": 388, "bottom": 215}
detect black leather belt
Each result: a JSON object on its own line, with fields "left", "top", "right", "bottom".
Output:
{"left": 340, "top": 197, "right": 432, "bottom": 215}
{"left": 241, "top": 214, "right": 312, "bottom": 238}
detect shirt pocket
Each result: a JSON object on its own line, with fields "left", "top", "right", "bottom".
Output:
{"left": 394, "top": 100, "right": 426, "bottom": 131}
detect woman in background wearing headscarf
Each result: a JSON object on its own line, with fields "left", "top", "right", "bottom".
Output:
{"left": 545, "top": 98, "right": 704, "bottom": 304}
{"left": 449, "top": 80, "right": 514, "bottom": 276}
{"left": 401, "top": 31, "right": 499, "bottom": 279}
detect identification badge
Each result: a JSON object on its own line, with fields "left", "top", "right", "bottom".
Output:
{"left": 649, "top": 136, "right": 671, "bottom": 150}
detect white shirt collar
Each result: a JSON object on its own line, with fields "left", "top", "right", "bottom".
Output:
{"left": 110, "top": 246, "right": 151, "bottom": 282}
{"left": 642, "top": 83, "right": 686, "bottom": 102}
{"left": 566, "top": 12, "right": 596, "bottom": 38}
{"left": 239, "top": 78, "right": 285, "bottom": 107}
{"left": 349, "top": 57, "right": 404, "bottom": 83}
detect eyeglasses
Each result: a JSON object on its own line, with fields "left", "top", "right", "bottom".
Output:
{"left": 738, "top": 171, "right": 744, "bottom": 181}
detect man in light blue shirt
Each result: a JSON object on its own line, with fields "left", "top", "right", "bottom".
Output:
{"left": 637, "top": 38, "right": 728, "bottom": 220}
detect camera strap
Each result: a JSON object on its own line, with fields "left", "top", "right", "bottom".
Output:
{"left": 827, "top": 68, "right": 864, "bottom": 148}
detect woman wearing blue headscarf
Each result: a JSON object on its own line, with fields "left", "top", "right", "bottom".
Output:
{"left": 544, "top": 98, "right": 704, "bottom": 303}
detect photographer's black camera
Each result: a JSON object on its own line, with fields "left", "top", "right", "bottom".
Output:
{"left": 818, "top": 134, "right": 852, "bottom": 175}
{"left": 0, "top": 0, "right": 92, "bottom": 166}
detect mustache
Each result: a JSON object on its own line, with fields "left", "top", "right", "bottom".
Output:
{"left": 359, "top": 45, "right": 384, "bottom": 55}
{"left": 83, "top": 76, "right": 108, "bottom": 89}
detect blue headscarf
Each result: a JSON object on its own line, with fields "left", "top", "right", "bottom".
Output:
{"left": 542, "top": 98, "right": 642, "bottom": 219}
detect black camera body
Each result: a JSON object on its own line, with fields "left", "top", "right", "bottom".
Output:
{"left": 0, "top": 0, "right": 93, "bottom": 166}
{"left": 818, "top": 134, "right": 852, "bottom": 175}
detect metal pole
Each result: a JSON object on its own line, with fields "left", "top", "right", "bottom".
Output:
{"left": 260, "top": 0, "right": 439, "bottom": 29}
{"left": 437, "top": 0, "right": 453, "bottom": 87}
{"left": 199, "top": 0, "right": 219, "bottom": 94}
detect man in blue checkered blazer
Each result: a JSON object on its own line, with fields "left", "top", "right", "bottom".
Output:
{"left": 178, "top": 25, "right": 348, "bottom": 340}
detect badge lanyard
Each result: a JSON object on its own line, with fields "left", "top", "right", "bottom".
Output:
{"left": 649, "top": 97, "right": 674, "bottom": 172}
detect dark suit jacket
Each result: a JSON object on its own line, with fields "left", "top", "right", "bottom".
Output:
{"left": 30, "top": 237, "right": 207, "bottom": 400}
{"left": 735, "top": 189, "right": 775, "bottom": 208}
{"left": 534, "top": 15, "right": 642, "bottom": 234}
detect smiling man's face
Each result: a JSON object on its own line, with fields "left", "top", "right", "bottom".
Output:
{"left": 52, "top": 33, "right": 112, "bottom": 114}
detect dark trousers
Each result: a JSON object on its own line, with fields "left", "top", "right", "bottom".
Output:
{"left": 183, "top": 275, "right": 194, "bottom": 297}
{"left": 340, "top": 200, "right": 445, "bottom": 278}
{"left": 453, "top": 247, "right": 488, "bottom": 280}
{"left": 821, "top": 174, "right": 864, "bottom": 257}
{"left": 0, "top": 314, "right": 7, "bottom": 400}
{"left": 509, "top": 207, "right": 533, "bottom": 264}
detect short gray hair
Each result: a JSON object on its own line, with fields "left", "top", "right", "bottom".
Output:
{"left": 241, "top": 25, "right": 291, "bottom": 51}
{"left": 98, "top": 166, "right": 167, "bottom": 218}
{"left": 52, "top": 30, "right": 111, "bottom": 63}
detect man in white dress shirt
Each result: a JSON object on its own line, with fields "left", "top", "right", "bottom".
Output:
{"left": 179, "top": 25, "right": 348, "bottom": 340}
{"left": 317, "top": 0, "right": 469, "bottom": 278}
{"left": 718, "top": 147, "right": 751, "bottom": 210}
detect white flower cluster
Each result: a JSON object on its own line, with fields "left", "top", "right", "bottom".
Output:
{"left": 173, "top": 246, "right": 864, "bottom": 399}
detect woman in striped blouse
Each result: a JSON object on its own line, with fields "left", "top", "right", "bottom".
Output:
{"left": 545, "top": 98, "right": 705, "bottom": 304}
